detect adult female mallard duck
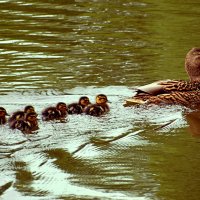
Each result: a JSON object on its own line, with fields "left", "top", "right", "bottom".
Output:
{"left": 0, "top": 107, "right": 8, "bottom": 125}
{"left": 11, "top": 112, "right": 39, "bottom": 134}
{"left": 42, "top": 102, "right": 67, "bottom": 121}
{"left": 84, "top": 94, "right": 110, "bottom": 116}
{"left": 68, "top": 96, "right": 91, "bottom": 114}
{"left": 124, "top": 47, "right": 200, "bottom": 108}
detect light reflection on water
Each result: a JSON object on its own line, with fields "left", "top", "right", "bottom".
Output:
{"left": 0, "top": 87, "right": 194, "bottom": 200}
{"left": 1, "top": 0, "right": 200, "bottom": 199}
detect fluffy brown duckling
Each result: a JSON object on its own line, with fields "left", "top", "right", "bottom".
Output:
{"left": 8, "top": 105, "right": 37, "bottom": 128}
{"left": 124, "top": 47, "right": 200, "bottom": 108}
{"left": 68, "top": 96, "right": 91, "bottom": 114}
{"left": 84, "top": 94, "right": 110, "bottom": 116}
{"left": 11, "top": 112, "right": 39, "bottom": 134}
{"left": 0, "top": 107, "right": 8, "bottom": 125}
{"left": 42, "top": 102, "right": 67, "bottom": 121}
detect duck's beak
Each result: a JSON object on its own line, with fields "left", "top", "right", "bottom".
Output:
{"left": 107, "top": 100, "right": 111, "bottom": 103}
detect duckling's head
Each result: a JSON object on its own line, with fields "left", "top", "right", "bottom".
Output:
{"left": 0, "top": 107, "right": 8, "bottom": 117}
{"left": 56, "top": 102, "right": 67, "bottom": 112}
{"left": 25, "top": 112, "right": 38, "bottom": 124}
{"left": 185, "top": 47, "right": 200, "bottom": 82}
{"left": 24, "top": 105, "right": 35, "bottom": 113}
{"left": 96, "top": 94, "right": 109, "bottom": 105}
{"left": 79, "top": 96, "right": 91, "bottom": 107}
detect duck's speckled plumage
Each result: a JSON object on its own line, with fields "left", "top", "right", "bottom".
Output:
{"left": 124, "top": 48, "right": 200, "bottom": 107}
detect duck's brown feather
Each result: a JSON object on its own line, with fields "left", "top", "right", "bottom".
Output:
{"left": 125, "top": 81, "right": 200, "bottom": 107}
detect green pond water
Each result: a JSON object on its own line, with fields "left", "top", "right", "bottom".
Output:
{"left": 0, "top": 0, "right": 200, "bottom": 200}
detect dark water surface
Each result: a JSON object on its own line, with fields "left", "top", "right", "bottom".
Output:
{"left": 0, "top": 1, "right": 200, "bottom": 200}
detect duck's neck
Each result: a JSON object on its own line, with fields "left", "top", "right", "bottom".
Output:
{"left": 189, "top": 76, "right": 200, "bottom": 82}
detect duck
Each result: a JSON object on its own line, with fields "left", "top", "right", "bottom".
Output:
{"left": 24, "top": 105, "right": 36, "bottom": 114}
{"left": 68, "top": 96, "right": 91, "bottom": 114}
{"left": 0, "top": 107, "right": 8, "bottom": 125}
{"left": 11, "top": 112, "right": 39, "bottom": 134}
{"left": 124, "top": 47, "right": 200, "bottom": 108}
{"left": 84, "top": 94, "right": 110, "bottom": 116}
{"left": 8, "top": 105, "right": 37, "bottom": 129}
{"left": 42, "top": 102, "right": 68, "bottom": 121}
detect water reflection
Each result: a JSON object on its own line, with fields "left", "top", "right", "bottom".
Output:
{"left": 185, "top": 110, "right": 200, "bottom": 137}
{"left": 1, "top": 0, "right": 200, "bottom": 199}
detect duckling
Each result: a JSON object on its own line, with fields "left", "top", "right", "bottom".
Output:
{"left": 124, "top": 47, "right": 200, "bottom": 108}
{"left": 84, "top": 94, "right": 110, "bottom": 116}
{"left": 11, "top": 112, "right": 39, "bottom": 134}
{"left": 68, "top": 96, "right": 91, "bottom": 114}
{"left": 24, "top": 105, "right": 36, "bottom": 114}
{"left": 0, "top": 107, "right": 8, "bottom": 125}
{"left": 42, "top": 102, "right": 67, "bottom": 121}
{"left": 8, "top": 105, "right": 37, "bottom": 128}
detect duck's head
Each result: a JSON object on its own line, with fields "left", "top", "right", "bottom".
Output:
{"left": 79, "top": 96, "right": 91, "bottom": 107}
{"left": 56, "top": 102, "right": 67, "bottom": 113}
{"left": 0, "top": 107, "right": 8, "bottom": 118}
{"left": 24, "top": 105, "right": 35, "bottom": 113}
{"left": 185, "top": 47, "right": 200, "bottom": 82}
{"left": 96, "top": 94, "right": 109, "bottom": 105}
{"left": 25, "top": 112, "right": 38, "bottom": 124}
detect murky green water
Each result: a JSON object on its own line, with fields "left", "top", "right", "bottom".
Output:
{"left": 0, "top": 1, "right": 200, "bottom": 200}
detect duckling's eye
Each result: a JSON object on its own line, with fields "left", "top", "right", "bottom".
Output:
{"left": 29, "top": 116, "right": 36, "bottom": 120}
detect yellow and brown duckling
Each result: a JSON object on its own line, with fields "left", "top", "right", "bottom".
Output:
{"left": 42, "top": 102, "right": 67, "bottom": 121}
{"left": 0, "top": 107, "right": 8, "bottom": 125}
{"left": 124, "top": 47, "right": 200, "bottom": 108}
{"left": 68, "top": 96, "right": 91, "bottom": 114}
{"left": 8, "top": 105, "right": 37, "bottom": 128}
{"left": 84, "top": 94, "right": 110, "bottom": 116}
{"left": 11, "top": 112, "right": 39, "bottom": 134}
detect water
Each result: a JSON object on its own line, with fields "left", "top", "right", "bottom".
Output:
{"left": 0, "top": 0, "right": 200, "bottom": 200}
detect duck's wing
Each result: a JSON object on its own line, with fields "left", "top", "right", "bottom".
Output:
{"left": 124, "top": 80, "right": 200, "bottom": 106}
{"left": 124, "top": 80, "right": 173, "bottom": 106}
{"left": 136, "top": 80, "right": 170, "bottom": 96}
{"left": 147, "top": 91, "right": 200, "bottom": 107}
{"left": 135, "top": 79, "right": 197, "bottom": 95}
